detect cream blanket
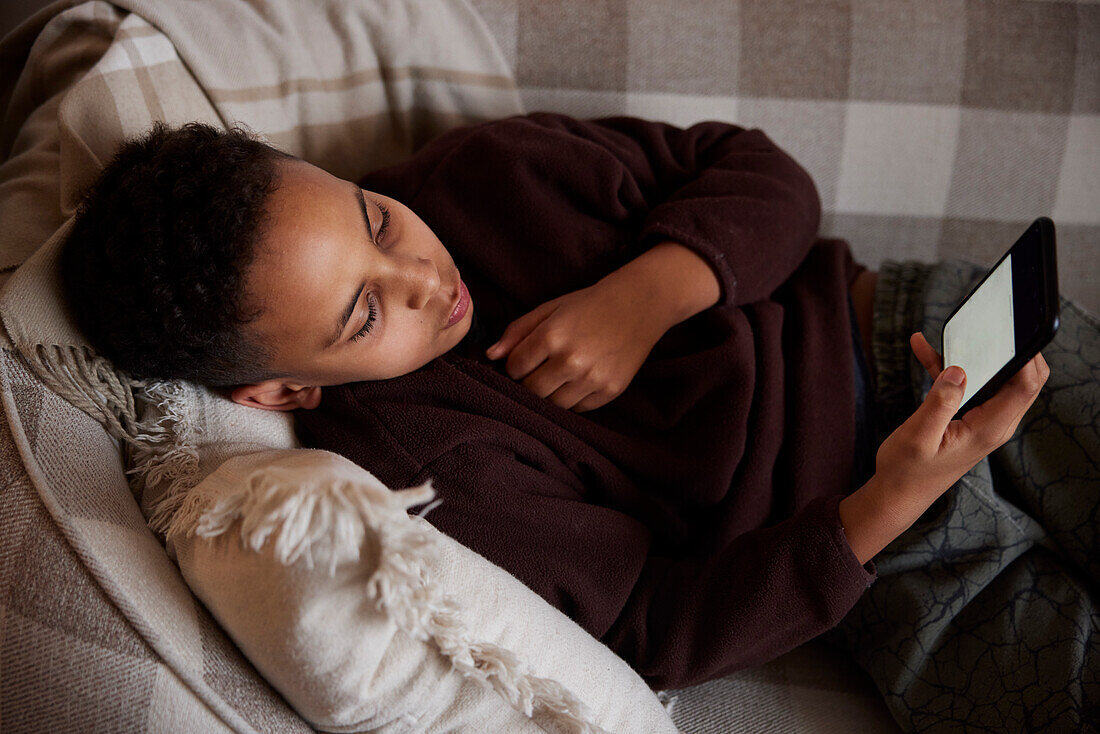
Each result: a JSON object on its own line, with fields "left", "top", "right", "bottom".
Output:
{"left": 0, "top": 0, "right": 522, "bottom": 469}
{"left": 0, "top": 1, "right": 672, "bottom": 731}
{"left": 0, "top": 0, "right": 521, "bottom": 276}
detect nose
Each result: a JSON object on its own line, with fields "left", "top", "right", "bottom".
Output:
{"left": 388, "top": 254, "right": 440, "bottom": 310}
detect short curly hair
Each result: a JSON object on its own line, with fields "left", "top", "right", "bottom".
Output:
{"left": 60, "top": 121, "right": 294, "bottom": 386}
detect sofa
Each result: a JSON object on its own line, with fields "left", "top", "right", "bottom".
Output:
{"left": 1, "top": 1, "right": 1095, "bottom": 732}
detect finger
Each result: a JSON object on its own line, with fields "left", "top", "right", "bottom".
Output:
{"left": 958, "top": 357, "right": 1045, "bottom": 448}
{"left": 1007, "top": 352, "right": 1049, "bottom": 405}
{"left": 487, "top": 314, "right": 539, "bottom": 361}
{"left": 520, "top": 360, "right": 570, "bottom": 399}
{"left": 503, "top": 321, "right": 563, "bottom": 382}
{"left": 910, "top": 332, "right": 943, "bottom": 379}
{"left": 997, "top": 352, "right": 1047, "bottom": 399}
{"left": 903, "top": 364, "right": 968, "bottom": 450}
{"left": 1035, "top": 351, "right": 1051, "bottom": 384}
{"left": 547, "top": 380, "right": 598, "bottom": 412}
{"left": 503, "top": 337, "right": 551, "bottom": 381}
{"left": 573, "top": 392, "right": 611, "bottom": 413}
{"left": 486, "top": 303, "right": 554, "bottom": 360}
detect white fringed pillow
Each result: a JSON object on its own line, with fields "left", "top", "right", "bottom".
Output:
{"left": 0, "top": 2, "right": 677, "bottom": 729}
{"left": 167, "top": 449, "right": 680, "bottom": 733}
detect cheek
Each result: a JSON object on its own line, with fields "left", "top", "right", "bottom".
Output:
{"left": 383, "top": 315, "right": 438, "bottom": 364}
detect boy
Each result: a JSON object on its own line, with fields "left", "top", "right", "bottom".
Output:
{"left": 63, "top": 114, "right": 1064, "bottom": 722}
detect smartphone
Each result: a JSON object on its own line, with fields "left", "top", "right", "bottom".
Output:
{"left": 940, "top": 217, "right": 1059, "bottom": 420}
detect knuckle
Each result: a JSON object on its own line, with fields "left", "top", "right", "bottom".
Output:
{"left": 1022, "top": 370, "right": 1043, "bottom": 394}
{"left": 504, "top": 355, "right": 527, "bottom": 380}
{"left": 973, "top": 422, "right": 996, "bottom": 445}
{"left": 979, "top": 425, "right": 1006, "bottom": 450}
{"left": 586, "top": 364, "right": 608, "bottom": 385}
{"left": 543, "top": 328, "right": 566, "bottom": 351}
{"left": 1033, "top": 370, "right": 1046, "bottom": 392}
{"left": 597, "top": 382, "right": 620, "bottom": 399}
{"left": 562, "top": 351, "right": 587, "bottom": 372}
{"left": 588, "top": 368, "right": 621, "bottom": 396}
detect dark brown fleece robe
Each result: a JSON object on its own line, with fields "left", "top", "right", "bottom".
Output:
{"left": 295, "top": 112, "right": 877, "bottom": 689}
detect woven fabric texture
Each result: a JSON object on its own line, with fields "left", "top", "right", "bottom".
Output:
{"left": 4, "top": 1, "right": 1096, "bottom": 732}
{"left": 471, "top": 0, "right": 1100, "bottom": 316}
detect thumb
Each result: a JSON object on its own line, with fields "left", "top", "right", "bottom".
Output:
{"left": 486, "top": 321, "right": 525, "bottom": 360}
{"left": 486, "top": 303, "right": 553, "bottom": 359}
{"left": 486, "top": 321, "right": 526, "bottom": 359}
{"left": 908, "top": 365, "right": 967, "bottom": 443}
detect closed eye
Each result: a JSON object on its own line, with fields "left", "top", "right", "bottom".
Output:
{"left": 351, "top": 291, "right": 378, "bottom": 342}
{"left": 372, "top": 198, "right": 391, "bottom": 244}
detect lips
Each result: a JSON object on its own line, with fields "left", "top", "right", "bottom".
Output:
{"left": 445, "top": 279, "right": 470, "bottom": 328}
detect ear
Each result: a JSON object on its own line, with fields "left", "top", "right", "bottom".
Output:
{"left": 230, "top": 380, "right": 322, "bottom": 411}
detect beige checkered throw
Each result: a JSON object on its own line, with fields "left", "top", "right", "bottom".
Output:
{"left": 0, "top": 1, "right": 524, "bottom": 731}
{"left": 473, "top": 0, "right": 1100, "bottom": 316}
{"left": 3, "top": 0, "right": 1097, "bottom": 731}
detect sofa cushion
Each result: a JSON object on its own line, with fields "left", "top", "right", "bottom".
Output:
{"left": 0, "top": 347, "right": 313, "bottom": 732}
{"left": 470, "top": 0, "right": 1100, "bottom": 317}
{"left": 169, "top": 449, "right": 679, "bottom": 733}
{"left": 0, "top": 1, "right": 672, "bottom": 731}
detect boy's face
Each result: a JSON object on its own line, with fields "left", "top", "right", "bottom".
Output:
{"left": 231, "top": 157, "right": 474, "bottom": 411}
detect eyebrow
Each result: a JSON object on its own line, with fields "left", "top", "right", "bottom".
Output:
{"left": 325, "top": 186, "right": 374, "bottom": 347}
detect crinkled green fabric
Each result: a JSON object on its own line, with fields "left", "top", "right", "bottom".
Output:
{"left": 824, "top": 258, "right": 1100, "bottom": 733}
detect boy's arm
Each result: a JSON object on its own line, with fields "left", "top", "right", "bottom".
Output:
{"left": 526, "top": 113, "right": 823, "bottom": 312}
{"left": 407, "top": 442, "right": 875, "bottom": 691}
{"left": 299, "top": 379, "right": 876, "bottom": 692}
{"left": 601, "top": 240, "right": 721, "bottom": 328}
{"left": 483, "top": 239, "right": 720, "bottom": 412}
{"left": 483, "top": 113, "right": 816, "bottom": 411}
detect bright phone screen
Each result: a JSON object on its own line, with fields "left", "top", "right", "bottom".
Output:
{"left": 943, "top": 254, "right": 1016, "bottom": 408}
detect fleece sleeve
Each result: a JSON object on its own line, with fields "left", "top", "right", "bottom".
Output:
{"left": 296, "top": 378, "right": 876, "bottom": 691}
{"left": 518, "top": 112, "right": 824, "bottom": 313}
{"left": 401, "top": 441, "right": 876, "bottom": 691}
{"left": 598, "top": 494, "right": 877, "bottom": 689}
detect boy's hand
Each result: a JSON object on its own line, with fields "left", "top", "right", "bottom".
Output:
{"left": 485, "top": 276, "right": 670, "bottom": 412}
{"left": 839, "top": 331, "right": 1049, "bottom": 564}
{"left": 875, "top": 332, "right": 1049, "bottom": 519}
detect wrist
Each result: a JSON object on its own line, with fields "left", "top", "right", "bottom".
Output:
{"left": 838, "top": 474, "right": 920, "bottom": 565}
{"left": 601, "top": 241, "right": 721, "bottom": 330}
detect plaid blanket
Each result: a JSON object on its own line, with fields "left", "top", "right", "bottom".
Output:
{"left": 472, "top": 0, "right": 1100, "bottom": 317}
{"left": 467, "top": 1, "right": 1100, "bottom": 731}
{"left": 0, "top": 0, "right": 521, "bottom": 277}
{"left": 0, "top": 1, "right": 521, "bottom": 731}
{"left": 2, "top": 0, "right": 1096, "bottom": 731}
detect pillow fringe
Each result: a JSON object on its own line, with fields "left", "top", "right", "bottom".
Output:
{"left": 168, "top": 455, "right": 613, "bottom": 734}
{"left": 22, "top": 339, "right": 616, "bottom": 733}
{"left": 21, "top": 343, "right": 201, "bottom": 522}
